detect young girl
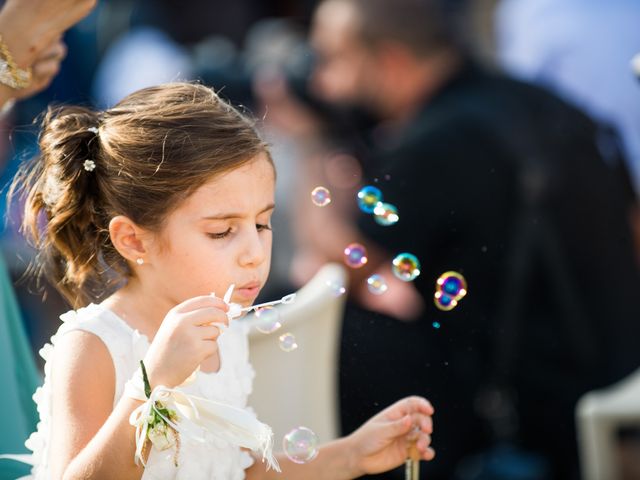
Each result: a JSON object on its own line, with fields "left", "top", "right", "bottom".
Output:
{"left": 10, "top": 82, "right": 435, "bottom": 479}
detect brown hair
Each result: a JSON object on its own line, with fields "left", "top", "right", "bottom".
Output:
{"left": 10, "top": 82, "right": 270, "bottom": 308}
{"left": 325, "top": 0, "right": 458, "bottom": 57}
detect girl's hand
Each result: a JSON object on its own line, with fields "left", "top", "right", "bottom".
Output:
{"left": 142, "top": 295, "right": 230, "bottom": 389}
{"left": 346, "top": 396, "right": 435, "bottom": 476}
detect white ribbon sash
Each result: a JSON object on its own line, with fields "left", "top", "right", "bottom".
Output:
{"left": 124, "top": 370, "right": 280, "bottom": 471}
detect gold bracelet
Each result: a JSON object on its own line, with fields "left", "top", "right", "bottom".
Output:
{"left": 0, "top": 34, "right": 32, "bottom": 89}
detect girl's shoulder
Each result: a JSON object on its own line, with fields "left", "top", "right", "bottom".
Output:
{"left": 56, "top": 303, "right": 131, "bottom": 337}
{"left": 50, "top": 303, "right": 148, "bottom": 359}
{"left": 41, "top": 304, "right": 148, "bottom": 405}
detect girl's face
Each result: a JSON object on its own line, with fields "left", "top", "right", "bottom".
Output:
{"left": 146, "top": 153, "right": 275, "bottom": 307}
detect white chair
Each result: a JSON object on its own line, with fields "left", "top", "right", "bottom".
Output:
{"left": 576, "top": 367, "right": 640, "bottom": 480}
{"left": 247, "top": 263, "right": 348, "bottom": 445}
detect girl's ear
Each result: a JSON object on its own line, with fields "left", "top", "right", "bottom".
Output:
{"left": 109, "top": 215, "right": 150, "bottom": 264}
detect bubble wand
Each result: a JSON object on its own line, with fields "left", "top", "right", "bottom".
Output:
{"left": 405, "top": 427, "right": 420, "bottom": 480}
{"left": 222, "top": 284, "right": 297, "bottom": 320}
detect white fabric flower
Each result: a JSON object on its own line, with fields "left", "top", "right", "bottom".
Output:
{"left": 148, "top": 423, "right": 176, "bottom": 451}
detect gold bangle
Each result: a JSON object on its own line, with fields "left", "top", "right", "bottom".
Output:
{"left": 0, "top": 34, "right": 32, "bottom": 89}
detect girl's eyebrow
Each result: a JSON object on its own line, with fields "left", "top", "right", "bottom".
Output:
{"left": 201, "top": 203, "right": 276, "bottom": 220}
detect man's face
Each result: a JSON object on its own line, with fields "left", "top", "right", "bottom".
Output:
{"left": 310, "top": 1, "right": 380, "bottom": 109}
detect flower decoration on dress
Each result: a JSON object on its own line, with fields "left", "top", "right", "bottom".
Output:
{"left": 138, "top": 361, "right": 181, "bottom": 464}
{"left": 126, "top": 360, "right": 280, "bottom": 472}
{"left": 83, "top": 159, "right": 96, "bottom": 172}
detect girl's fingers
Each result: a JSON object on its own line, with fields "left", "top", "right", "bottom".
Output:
{"left": 421, "top": 415, "right": 433, "bottom": 434}
{"left": 421, "top": 447, "right": 436, "bottom": 461}
{"left": 389, "top": 396, "right": 434, "bottom": 419}
{"left": 387, "top": 415, "right": 413, "bottom": 437}
{"left": 405, "top": 396, "right": 434, "bottom": 415}
{"left": 183, "top": 307, "right": 230, "bottom": 327}
{"left": 174, "top": 295, "right": 230, "bottom": 314}
{"left": 408, "top": 412, "right": 432, "bottom": 434}
{"left": 198, "top": 325, "right": 222, "bottom": 341}
{"left": 415, "top": 433, "right": 432, "bottom": 451}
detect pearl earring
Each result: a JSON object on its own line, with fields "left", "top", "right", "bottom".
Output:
{"left": 136, "top": 258, "right": 144, "bottom": 265}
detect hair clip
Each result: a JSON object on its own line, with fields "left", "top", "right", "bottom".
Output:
{"left": 87, "top": 126, "right": 99, "bottom": 134}
{"left": 83, "top": 159, "right": 96, "bottom": 172}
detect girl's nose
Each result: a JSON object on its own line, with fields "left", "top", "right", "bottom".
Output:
{"left": 238, "top": 227, "right": 267, "bottom": 267}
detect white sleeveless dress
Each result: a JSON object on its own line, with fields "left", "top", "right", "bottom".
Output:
{"left": 25, "top": 303, "right": 256, "bottom": 480}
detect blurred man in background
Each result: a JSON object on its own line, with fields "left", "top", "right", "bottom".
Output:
{"left": 257, "top": 0, "right": 640, "bottom": 478}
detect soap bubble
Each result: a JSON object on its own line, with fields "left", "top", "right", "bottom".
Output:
{"left": 373, "top": 202, "right": 399, "bottom": 226}
{"left": 254, "top": 307, "right": 282, "bottom": 334}
{"left": 283, "top": 426, "right": 319, "bottom": 464}
{"left": 326, "top": 280, "right": 347, "bottom": 297}
{"left": 344, "top": 243, "right": 368, "bottom": 269}
{"left": 434, "top": 291, "right": 458, "bottom": 311}
{"left": 391, "top": 253, "right": 421, "bottom": 281}
{"left": 278, "top": 333, "right": 298, "bottom": 352}
{"left": 366, "top": 274, "right": 388, "bottom": 295}
{"left": 311, "top": 186, "right": 331, "bottom": 207}
{"left": 436, "top": 271, "right": 467, "bottom": 300}
{"left": 357, "top": 186, "right": 383, "bottom": 214}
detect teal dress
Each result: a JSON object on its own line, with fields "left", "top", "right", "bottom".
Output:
{"left": 0, "top": 253, "right": 41, "bottom": 479}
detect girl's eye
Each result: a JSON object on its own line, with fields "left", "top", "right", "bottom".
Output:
{"left": 257, "top": 223, "right": 272, "bottom": 232}
{"left": 207, "top": 228, "right": 231, "bottom": 239}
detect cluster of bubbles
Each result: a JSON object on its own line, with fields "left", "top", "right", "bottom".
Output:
{"left": 283, "top": 426, "right": 319, "bottom": 464}
{"left": 311, "top": 186, "right": 332, "bottom": 207}
{"left": 434, "top": 271, "right": 467, "bottom": 311}
{"left": 254, "top": 307, "right": 299, "bottom": 353}
{"left": 392, "top": 253, "right": 421, "bottom": 282}
{"left": 357, "top": 185, "right": 399, "bottom": 226}
{"left": 343, "top": 242, "right": 368, "bottom": 269}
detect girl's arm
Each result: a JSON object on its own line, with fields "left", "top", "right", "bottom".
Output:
{"left": 49, "top": 330, "right": 145, "bottom": 480}
{"left": 246, "top": 396, "right": 435, "bottom": 480}
{"left": 50, "top": 295, "right": 230, "bottom": 479}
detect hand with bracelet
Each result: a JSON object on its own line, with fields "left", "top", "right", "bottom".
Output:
{"left": 0, "top": 0, "right": 96, "bottom": 110}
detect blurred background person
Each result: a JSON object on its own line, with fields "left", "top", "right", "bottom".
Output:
{"left": 495, "top": 0, "right": 640, "bottom": 194}
{"left": 255, "top": 0, "right": 640, "bottom": 478}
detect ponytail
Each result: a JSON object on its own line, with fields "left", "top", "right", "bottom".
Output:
{"left": 9, "top": 106, "right": 110, "bottom": 307}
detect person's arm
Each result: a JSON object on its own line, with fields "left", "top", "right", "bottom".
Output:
{"left": 0, "top": 0, "right": 95, "bottom": 69}
{"left": 52, "top": 295, "right": 231, "bottom": 479}
{"left": 49, "top": 330, "right": 145, "bottom": 480}
{"left": 246, "top": 396, "right": 435, "bottom": 480}
{"left": 0, "top": 0, "right": 94, "bottom": 109}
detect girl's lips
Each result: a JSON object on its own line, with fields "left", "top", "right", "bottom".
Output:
{"left": 235, "top": 285, "right": 261, "bottom": 300}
